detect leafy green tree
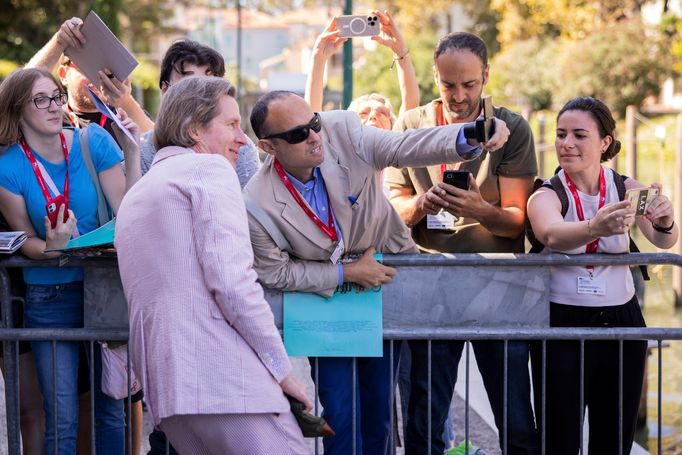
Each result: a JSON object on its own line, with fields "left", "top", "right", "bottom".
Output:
{"left": 0, "top": 0, "right": 170, "bottom": 65}
{"left": 487, "top": 38, "right": 557, "bottom": 111}
{"left": 353, "top": 31, "right": 440, "bottom": 111}
{"left": 553, "top": 19, "right": 668, "bottom": 115}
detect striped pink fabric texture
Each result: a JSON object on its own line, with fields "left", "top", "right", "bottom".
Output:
{"left": 115, "top": 146, "right": 292, "bottom": 426}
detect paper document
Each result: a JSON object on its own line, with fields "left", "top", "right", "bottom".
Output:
{"left": 0, "top": 231, "right": 27, "bottom": 254}
{"left": 45, "top": 219, "right": 116, "bottom": 252}
{"left": 64, "top": 11, "right": 138, "bottom": 87}
{"left": 86, "top": 87, "right": 135, "bottom": 143}
{"left": 283, "top": 287, "right": 383, "bottom": 357}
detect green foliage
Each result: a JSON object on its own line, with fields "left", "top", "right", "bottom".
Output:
{"left": 131, "top": 60, "right": 159, "bottom": 90}
{"left": 0, "top": 60, "right": 20, "bottom": 81}
{"left": 0, "top": 0, "right": 170, "bottom": 65}
{"left": 553, "top": 20, "right": 668, "bottom": 116}
{"left": 488, "top": 38, "right": 557, "bottom": 111}
{"left": 489, "top": 20, "right": 668, "bottom": 116}
{"left": 353, "top": 31, "right": 440, "bottom": 112}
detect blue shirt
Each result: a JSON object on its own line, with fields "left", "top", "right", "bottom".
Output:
{"left": 284, "top": 168, "right": 345, "bottom": 286}
{"left": 0, "top": 125, "right": 123, "bottom": 284}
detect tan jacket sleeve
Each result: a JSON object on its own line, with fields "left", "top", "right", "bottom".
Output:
{"left": 248, "top": 214, "right": 339, "bottom": 298}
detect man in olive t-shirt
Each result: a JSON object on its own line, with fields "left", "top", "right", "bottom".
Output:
{"left": 385, "top": 32, "right": 538, "bottom": 455}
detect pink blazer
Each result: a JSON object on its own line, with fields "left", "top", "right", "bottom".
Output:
{"left": 115, "top": 146, "right": 291, "bottom": 426}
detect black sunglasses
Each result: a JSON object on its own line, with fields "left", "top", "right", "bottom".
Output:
{"left": 264, "top": 113, "right": 321, "bottom": 144}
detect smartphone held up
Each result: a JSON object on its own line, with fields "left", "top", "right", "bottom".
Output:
{"left": 336, "top": 14, "right": 380, "bottom": 37}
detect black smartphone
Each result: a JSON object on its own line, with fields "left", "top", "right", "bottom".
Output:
{"left": 443, "top": 170, "right": 471, "bottom": 190}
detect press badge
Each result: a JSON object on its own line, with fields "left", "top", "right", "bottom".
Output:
{"left": 330, "top": 237, "right": 345, "bottom": 264}
{"left": 577, "top": 276, "right": 606, "bottom": 296}
{"left": 427, "top": 211, "right": 457, "bottom": 230}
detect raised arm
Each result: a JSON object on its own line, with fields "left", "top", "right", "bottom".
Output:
{"left": 99, "top": 109, "right": 141, "bottom": 214}
{"left": 26, "top": 17, "right": 85, "bottom": 70}
{"left": 304, "top": 18, "right": 348, "bottom": 112}
{"left": 371, "top": 10, "right": 419, "bottom": 113}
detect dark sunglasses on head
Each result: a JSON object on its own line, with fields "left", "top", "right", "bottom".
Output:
{"left": 264, "top": 112, "right": 322, "bottom": 144}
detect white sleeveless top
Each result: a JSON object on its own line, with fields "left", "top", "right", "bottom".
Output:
{"left": 545, "top": 167, "right": 635, "bottom": 307}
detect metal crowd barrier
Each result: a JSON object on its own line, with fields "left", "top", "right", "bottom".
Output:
{"left": 1, "top": 253, "right": 681, "bottom": 455}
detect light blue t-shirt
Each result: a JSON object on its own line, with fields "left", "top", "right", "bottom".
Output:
{"left": 0, "top": 125, "right": 123, "bottom": 284}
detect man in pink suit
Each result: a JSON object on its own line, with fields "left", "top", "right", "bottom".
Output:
{"left": 115, "top": 76, "right": 310, "bottom": 454}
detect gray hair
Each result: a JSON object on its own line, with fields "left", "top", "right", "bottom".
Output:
{"left": 347, "top": 93, "right": 397, "bottom": 128}
{"left": 154, "top": 76, "right": 236, "bottom": 150}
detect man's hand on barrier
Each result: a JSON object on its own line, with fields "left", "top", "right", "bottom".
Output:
{"left": 343, "top": 247, "right": 396, "bottom": 289}
{"left": 280, "top": 373, "right": 313, "bottom": 412}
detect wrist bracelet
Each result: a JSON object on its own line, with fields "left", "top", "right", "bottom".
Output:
{"left": 390, "top": 49, "right": 410, "bottom": 69}
{"left": 587, "top": 218, "right": 594, "bottom": 238}
{"left": 652, "top": 220, "right": 674, "bottom": 234}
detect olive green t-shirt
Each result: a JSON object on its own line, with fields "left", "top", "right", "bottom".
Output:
{"left": 385, "top": 99, "right": 537, "bottom": 254}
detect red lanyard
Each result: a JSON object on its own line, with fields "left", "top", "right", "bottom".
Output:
{"left": 67, "top": 105, "right": 107, "bottom": 129}
{"left": 19, "top": 133, "right": 70, "bottom": 205}
{"left": 273, "top": 159, "right": 338, "bottom": 242}
{"left": 564, "top": 167, "right": 605, "bottom": 254}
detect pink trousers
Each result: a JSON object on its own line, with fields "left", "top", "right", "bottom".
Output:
{"left": 159, "top": 411, "right": 309, "bottom": 454}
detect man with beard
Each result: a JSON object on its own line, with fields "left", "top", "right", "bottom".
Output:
{"left": 385, "top": 32, "right": 539, "bottom": 454}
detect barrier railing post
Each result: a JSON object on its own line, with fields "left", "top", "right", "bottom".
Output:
{"left": 0, "top": 267, "right": 21, "bottom": 454}
{"left": 625, "top": 105, "right": 638, "bottom": 179}
{"left": 538, "top": 113, "right": 546, "bottom": 178}
{"left": 674, "top": 114, "right": 682, "bottom": 308}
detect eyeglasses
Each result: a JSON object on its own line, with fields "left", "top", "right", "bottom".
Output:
{"left": 263, "top": 113, "right": 322, "bottom": 144}
{"left": 31, "top": 93, "right": 68, "bottom": 110}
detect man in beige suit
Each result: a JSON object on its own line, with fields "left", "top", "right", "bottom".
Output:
{"left": 244, "top": 91, "right": 510, "bottom": 455}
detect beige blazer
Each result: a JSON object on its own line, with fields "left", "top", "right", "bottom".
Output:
{"left": 244, "top": 110, "right": 469, "bottom": 297}
{"left": 115, "top": 147, "right": 291, "bottom": 426}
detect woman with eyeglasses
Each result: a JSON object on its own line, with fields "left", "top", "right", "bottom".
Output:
{"left": 0, "top": 67, "right": 140, "bottom": 455}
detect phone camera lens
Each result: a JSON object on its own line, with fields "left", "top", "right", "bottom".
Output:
{"left": 373, "top": 16, "right": 378, "bottom": 21}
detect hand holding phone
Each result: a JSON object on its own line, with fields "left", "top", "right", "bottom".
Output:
{"left": 443, "top": 170, "right": 471, "bottom": 191}
{"left": 46, "top": 195, "right": 69, "bottom": 229}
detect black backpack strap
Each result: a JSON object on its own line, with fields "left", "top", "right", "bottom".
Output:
{"left": 547, "top": 174, "right": 569, "bottom": 217}
{"left": 527, "top": 174, "right": 568, "bottom": 253}
{"left": 612, "top": 168, "right": 627, "bottom": 201}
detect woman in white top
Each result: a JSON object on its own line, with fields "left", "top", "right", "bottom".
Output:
{"left": 527, "top": 96, "right": 678, "bottom": 455}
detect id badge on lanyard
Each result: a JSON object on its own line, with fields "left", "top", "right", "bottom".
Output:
{"left": 565, "top": 168, "right": 606, "bottom": 295}
{"left": 273, "top": 159, "right": 343, "bottom": 262}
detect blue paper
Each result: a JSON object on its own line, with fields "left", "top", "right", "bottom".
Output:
{"left": 45, "top": 219, "right": 116, "bottom": 252}
{"left": 283, "top": 287, "right": 383, "bottom": 357}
